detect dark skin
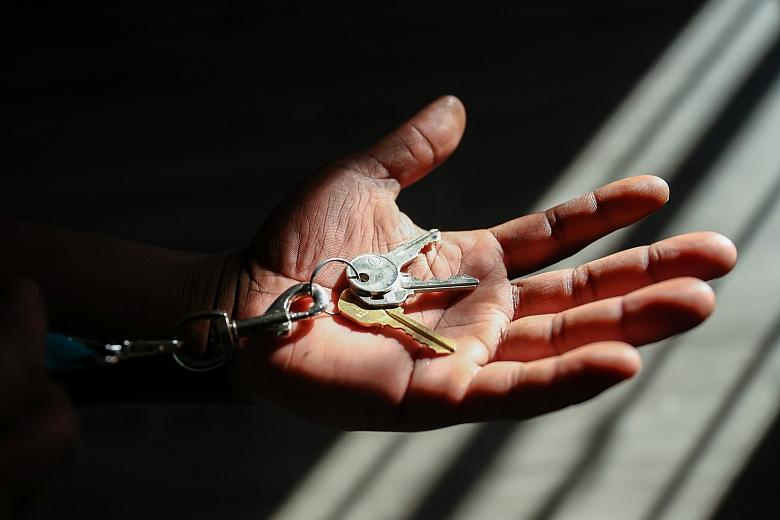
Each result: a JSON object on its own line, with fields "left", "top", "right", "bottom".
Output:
{"left": 0, "top": 96, "right": 737, "bottom": 501}
{"left": 223, "top": 95, "right": 737, "bottom": 430}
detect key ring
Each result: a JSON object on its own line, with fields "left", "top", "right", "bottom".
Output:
{"left": 309, "top": 257, "right": 359, "bottom": 316}
{"left": 172, "top": 310, "right": 236, "bottom": 372}
{"left": 309, "top": 257, "right": 359, "bottom": 286}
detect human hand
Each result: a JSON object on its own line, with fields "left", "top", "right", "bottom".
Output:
{"left": 223, "top": 96, "right": 736, "bottom": 431}
{"left": 0, "top": 277, "right": 77, "bottom": 509}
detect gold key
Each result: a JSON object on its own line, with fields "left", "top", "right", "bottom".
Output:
{"left": 337, "top": 290, "right": 456, "bottom": 354}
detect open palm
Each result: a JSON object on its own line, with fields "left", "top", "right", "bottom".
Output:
{"left": 231, "top": 96, "right": 736, "bottom": 431}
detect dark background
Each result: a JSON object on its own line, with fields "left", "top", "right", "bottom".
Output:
{"left": 5, "top": 2, "right": 775, "bottom": 519}
{"left": 4, "top": 3, "right": 696, "bottom": 251}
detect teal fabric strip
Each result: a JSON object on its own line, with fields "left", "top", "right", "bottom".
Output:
{"left": 45, "top": 333, "right": 97, "bottom": 371}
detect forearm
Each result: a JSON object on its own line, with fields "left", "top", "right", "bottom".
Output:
{"left": 0, "top": 216, "right": 229, "bottom": 341}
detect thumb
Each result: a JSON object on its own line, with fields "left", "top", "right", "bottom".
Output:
{"left": 341, "top": 95, "right": 466, "bottom": 195}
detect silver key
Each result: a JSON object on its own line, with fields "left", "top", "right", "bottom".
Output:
{"left": 349, "top": 229, "right": 441, "bottom": 296}
{"left": 362, "top": 273, "right": 479, "bottom": 307}
{"left": 348, "top": 229, "right": 479, "bottom": 307}
{"left": 384, "top": 229, "right": 442, "bottom": 268}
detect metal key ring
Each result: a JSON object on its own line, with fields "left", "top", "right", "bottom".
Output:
{"left": 309, "top": 258, "right": 359, "bottom": 316}
{"left": 172, "top": 310, "right": 235, "bottom": 372}
{"left": 309, "top": 257, "right": 359, "bottom": 286}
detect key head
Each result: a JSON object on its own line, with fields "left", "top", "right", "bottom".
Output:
{"left": 337, "top": 290, "right": 395, "bottom": 327}
{"left": 348, "top": 229, "right": 441, "bottom": 298}
{"left": 348, "top": 254, "right": 400, "bottom": 295}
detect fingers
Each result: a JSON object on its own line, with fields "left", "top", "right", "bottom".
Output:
{"left": 491, "top": 176, "right": 670, "bottom": 278}
{"left": 460, "top": 342, "right": 640, "bottom": 422}
{"left": 335, "top": 95, "right": 466, "bottom": 194}
{"left": 498, "top": 277, "right": 714, "bottom": 362}
{"left": 514, "top": 232, "right": 737, "bottom": 318}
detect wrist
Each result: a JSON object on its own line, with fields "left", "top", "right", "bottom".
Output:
{"left": 180, "top": 249, "right": 280, "bottom": 404}
{"left": 179, "top": 250, "right": 244, "bottom": 320}
{"left": 177, "top": 250, "right": 245, "bottom": 353}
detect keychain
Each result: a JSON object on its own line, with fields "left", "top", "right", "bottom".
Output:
{"left": 47, "top": 282, "right": 329, "bottom": 372}
{"left": 46, "top": 229, "right": 480, "bottom": 372}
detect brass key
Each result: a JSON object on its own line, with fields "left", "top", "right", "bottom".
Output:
{"left": 337, "top": 290, "right": 456, "bottom": 354}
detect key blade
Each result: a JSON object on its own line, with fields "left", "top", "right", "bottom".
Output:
{"left": 385, "top": 307, "right": 457, "bottom": 353}
{"left": 351, "top": 273, "right": 480, "bottom": 308}
{"left": 390, "top": 323, "right": 454, "bottom": 355}
{"left": 400, "top": 274, "right": 480, "bottom": 292}
{"left": 337, "top": 291, "right": 456, "bottom": 354}
{"left": 383, "top": 229, "right": 441, "bottom": 269}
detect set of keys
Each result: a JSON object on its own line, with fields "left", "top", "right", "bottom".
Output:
{"left": 336, "top": 229, "right": 479, "bottom": 354}
{"left": 47, "top": 229, "right": 478, "bottom": 373}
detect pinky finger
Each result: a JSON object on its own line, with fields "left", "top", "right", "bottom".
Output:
{"left": 460, "top": 342, "right": 640, "bottom": 422}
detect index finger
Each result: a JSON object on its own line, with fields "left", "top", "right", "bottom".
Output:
{"left": 490, "top": 176, "right": 670, "bottom": 278}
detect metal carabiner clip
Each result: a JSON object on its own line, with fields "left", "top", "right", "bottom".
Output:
{"left": 241, "top": 282, "right": 330, "bottom": 336}
{"left": 172, "top": 282, "right": 329, "bottom": 372}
